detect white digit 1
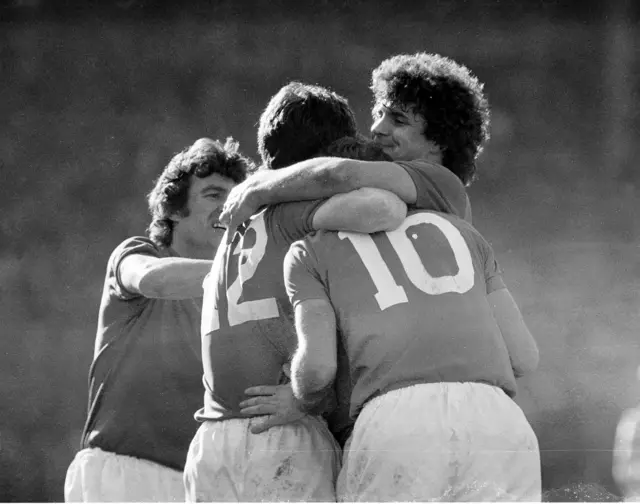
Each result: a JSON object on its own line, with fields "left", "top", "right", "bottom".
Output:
{"left": 226, "top": 212, "right": 279, "bottom": 326}
{"left": 339, "top": 213, "right": 475, "bottom": 311}
{"left": 337, "top": 232, "right": 408, "bottom": 310}
{"left": 201, "top": 233, "right": 228, "bottom": 335}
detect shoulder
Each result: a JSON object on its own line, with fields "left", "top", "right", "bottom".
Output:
{"left": 109, "top": 236, "right": 163, "bottom": 271}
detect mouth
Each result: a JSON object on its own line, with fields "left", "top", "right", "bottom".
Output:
{"left": 372, "top": 139, "right": 395, "bottom": 150}
{"left": 211, "top": 223, "right": 226, "bottom": 231}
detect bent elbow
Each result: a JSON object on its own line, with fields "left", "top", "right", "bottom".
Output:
{"left": 299, "top": 362, "right": 337, "bottom": 396}
{"left": 513, "top": 347, "right": 540, "bottom": 377}
{"left": 320, "top": 158, "right": 358, "bottom": 190}
{"left": 359, "top": 190, "right": 407, "bottom": 233}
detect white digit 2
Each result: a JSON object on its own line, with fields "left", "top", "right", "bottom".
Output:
{"left": 226, "top": 212, "right": 279, "bottom": 326}
{"left": 201, "top": 212, "right": 279, "bottom": 335}
{"left": 338, "top": 213, "right": 474, "bottom": 311}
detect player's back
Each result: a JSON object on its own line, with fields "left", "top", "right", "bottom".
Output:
{"left": 297, "top": 209, "right": 517, "bottom": 419}
{"left": 198, "top": 201, "right": 322, "bottom": 421}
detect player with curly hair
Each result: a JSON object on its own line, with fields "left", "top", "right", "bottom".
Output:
{"left": 280, "top": 54, "right": 541, "bottom": 501}
{"left": 369, "top": 51, "right": 490, "bottom": 186}
{"left": 64, "top": 138, "right": 252, "bottom": 502}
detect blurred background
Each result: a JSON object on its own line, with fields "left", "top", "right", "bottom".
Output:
{"left": 1, "top": 0, "right": 639, "bottom": 501}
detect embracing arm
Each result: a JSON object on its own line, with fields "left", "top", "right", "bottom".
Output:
{"left": 488, "top": 288, "right": 540, "bottom": 377}
{"left": 291, "top": 299, "right": 338, "bottom": 413}
{"left": 219, "top": 158, "right": 418, "bottom": 232}
{"left": 312, "top": 188, "right": 407, "bottom": 233}
{"left": 257, "top": 157, "right": 417, "bottom": 205}
{"left": 119, "top": 254, "right": 212, "bottom": 300}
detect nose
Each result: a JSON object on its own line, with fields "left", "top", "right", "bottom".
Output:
{"left": 370, "top": 115, "right": 389, "bottom": 140}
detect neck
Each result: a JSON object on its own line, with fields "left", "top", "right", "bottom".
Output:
{"left": 171, "top": 231, "right": 222, "bottom": 260}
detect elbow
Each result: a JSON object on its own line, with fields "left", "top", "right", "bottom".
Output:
{"left": 358, "top": 190, "right": 408, "bottom": 233}
{"left": 320, "top": 158, "right": 359, "bottom": 191}
{"left": 295, "top": 362, "right": 337, "bottom": 398}
{"left": 513, "top": 347, "right": 540, "bottom": 377}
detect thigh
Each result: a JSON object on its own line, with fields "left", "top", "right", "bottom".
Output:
{"left": 450, "top": 384, "right": 542, "bottom": 502}
{"left": 337, "top": 387, "right": 453, "bottom": 502}
{"left": 243, "top": 415, "right": 340, "bottom": 502}
{"left": 185, "top": 416, "right": 340, "bottom": 502}
{"left": 66, "top": 448, "right": 184, "bottom": 503}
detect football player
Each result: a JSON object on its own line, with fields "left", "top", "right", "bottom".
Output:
{"left": 65, "top": 138, "right": 251, "bottom": 502}
{"left": 183, "top": 83, "right": 406, "bottom": 502}
{"left": 284, "top": 199, "right": 541, "bottom": 501}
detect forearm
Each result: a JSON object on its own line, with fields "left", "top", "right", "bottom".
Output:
{"left": 489, "top": 289, "right": 540, "bottom": 376}
{"left": 137, "top": 257, "right": 212, "bottom": 299}
{"left": 252, "top": 157, "right": 358, "bottom": 207}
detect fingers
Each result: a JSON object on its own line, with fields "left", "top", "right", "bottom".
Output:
{"left": 225, "top": 228, "right": 235, "bottom": 246}
{"left": 239, "top": 396, "right": 274, "bottom": 409}
{"left": 240, "top": 404, "right": 277, "bottom": 416}
{"left": 244, "top": 386, "right": 278, "bottom": 396}
{"left": 219, "top": 208, "right": 231, "bottom": 227}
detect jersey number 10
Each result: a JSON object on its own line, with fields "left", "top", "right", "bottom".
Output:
{"left": 338, "top": 213, "right": 475, "bottom": 311}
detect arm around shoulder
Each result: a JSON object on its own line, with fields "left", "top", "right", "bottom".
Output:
{"left": 312, "top": 188, "right": 407, "bottom": 233}
{"left": 488, "top": 287, "right": 540, "bottom": 377}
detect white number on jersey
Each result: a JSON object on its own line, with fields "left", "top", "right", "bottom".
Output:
{"left": 201, "top": 212, "right": 279, "bottom": 335}
{"left": 338, "top": 213, "right": 475, "bottom": 311}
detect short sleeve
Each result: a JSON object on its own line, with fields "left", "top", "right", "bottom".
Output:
{"left": 284, "top": 238, "right": 330, "bottom": 308}
{"left": 266, "top": 199, "right": 326, "bottom": 244}
{"left": 395, "top": 159, "right": 471, "bottom": 223}
{"left": 109, "top": 237, "right": 161, "bottom": 300}
{"left": 479, "top": 238, "right": 506, "bottom": 294}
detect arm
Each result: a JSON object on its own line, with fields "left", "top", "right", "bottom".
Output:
{"left": 290, "top": 299, "right": 338, "bottom": 413}
{"left": 119, "top": 254, "right": 212, "bottom": 300}
{"left": 488, "top": 288, "right": 540, "bottom": 377}
{"left": 312, "top": 188, "right": 407, "bottom": 233}
{"left": 219, "top": 158, "right": 417, "bottom": 232}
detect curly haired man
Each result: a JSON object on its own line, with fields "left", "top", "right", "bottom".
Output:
{"left": 64, "top": 138, "right": 252, "bottom": 502}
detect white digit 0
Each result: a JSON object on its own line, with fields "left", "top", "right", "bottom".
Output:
{"left": 339, "top": 213, "right": 475, "bottom": 311}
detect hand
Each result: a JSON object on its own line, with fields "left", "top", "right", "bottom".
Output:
{"left": 239, "top": 384, "right": 306, "bottom": 434}
{"left": 219, "top": 175, "right": 265, "bottom": 243}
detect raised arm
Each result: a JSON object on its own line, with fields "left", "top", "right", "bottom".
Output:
{"left": 119, "top": 254, "right": 212, "bottom": 300}
{"left": 488, "top": 288, "right": 540, "bottom": 377}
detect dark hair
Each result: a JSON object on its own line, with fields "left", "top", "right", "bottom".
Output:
{"left": 146, "top": 137, "right": 254, "bottom": 248}
{"left": 371, "top": 52, "right": 490, "bottom": 186}
{"left": 257, "top": 81, "right": 358, "bottom": 170}
{"left": 324, "top": 134, "right": 392, "bottom": 162}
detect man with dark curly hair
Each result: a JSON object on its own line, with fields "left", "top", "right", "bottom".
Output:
{"left": 221, "top": 53, "right": 541, "bottom": 501}
{"left": 64, "top": 138, "right": 251, "bottom": 502}
{"left": 369, "top": 52, "right": 490, "bottom": 187}
{"left": 219, "top": 52, "right": 482, "bottom": 232}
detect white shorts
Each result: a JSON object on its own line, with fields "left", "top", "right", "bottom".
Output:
{"left": 337, "top": 382, "right": 541, "bottom": 502}
{"left": 64, "top": 447, "right": 184, "bottom": 502}
{"left": 184, "top": 415, "right": 341, "bottom": 502}
{"left": 613, "top": 407, "right": 640, "bottom": 501}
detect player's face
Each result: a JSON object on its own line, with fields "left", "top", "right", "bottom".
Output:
{"left": 370, "top": 102, "right": 439, "bottom": 162}
{"left": 178, "top": 173, "right": 236, "bottom": 248}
